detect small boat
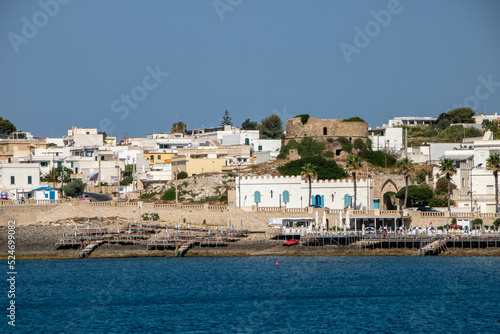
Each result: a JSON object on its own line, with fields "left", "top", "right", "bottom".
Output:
{"left": 282, "top": 239, "right": 299, "bottom": 246}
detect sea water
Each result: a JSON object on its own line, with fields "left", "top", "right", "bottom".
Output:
{"left": 7, "top": 256, "right": 500, "bottom": 333}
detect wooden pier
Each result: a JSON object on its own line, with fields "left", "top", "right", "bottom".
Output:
{"left": 418, "top": 239, "right": 448, "bottom": 256}
{"left": 76, "top": 241, "right": 105, "bottom": 259}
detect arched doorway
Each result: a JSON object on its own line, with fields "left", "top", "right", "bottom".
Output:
{"left": 380, "top": 179, "right": 398, "bottom": 210}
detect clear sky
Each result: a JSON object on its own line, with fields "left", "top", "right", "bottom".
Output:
{"left": 1, "top": 0, "right": 499, "bottom": 139}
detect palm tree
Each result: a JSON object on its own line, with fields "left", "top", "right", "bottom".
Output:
{"left": 486, "top": 153, "right": 500, "bottom": 213}
{"left": 345, "top": 155, "right": 363, "bottom": 209}
{"left": 397, "top": 158, "right": 414, "bottom": 209}
{"left": 301, "top": 163, "right": 317, "bottom": 207}
{"left": 439, "top": 158, "right": 457, "bottom": 212}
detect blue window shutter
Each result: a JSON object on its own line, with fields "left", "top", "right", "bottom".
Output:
{"left": 374, "top": 199, "right": 380, "bottom": 209}
{"left": 321, "top": 195, "right": 324, "bottom": 208}
{"left": 254, "top": 191, "right": 261, "bottom": 203}
{"left": 311, "top": 195, "right": 316, "bottom": 206}
{"left": 283, "top": 191, "right": 289, "bottom": 203}
{"left": 344, "top": 194, "right": 351, "bottom": 207}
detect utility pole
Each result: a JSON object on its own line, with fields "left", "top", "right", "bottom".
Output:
{"left": 132, "top": 158, "right": 136, "bottom": 191}
{"left": 174, "top": 161, "right": 178, "bottom": 204}
{"left": 238, "top": 162, "right": 242, "bottom": 208}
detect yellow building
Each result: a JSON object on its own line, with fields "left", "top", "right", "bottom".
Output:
{"left": 144, "top": 151, "right": 175, "bottom": 165}
{"left": 171, "top": 156, "right": 227, "bottom": 176}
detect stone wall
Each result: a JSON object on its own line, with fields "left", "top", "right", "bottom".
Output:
{"left": 285, "top": 117, "right": 368, "bottom": 140}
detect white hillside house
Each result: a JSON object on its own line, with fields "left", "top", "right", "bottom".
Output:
{"left": 237, "top": 176, "right": 373, "bottom": 211}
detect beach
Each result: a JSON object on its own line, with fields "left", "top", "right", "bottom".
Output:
{"left": 3, "top": 221, "right": 500, "bottom": 260}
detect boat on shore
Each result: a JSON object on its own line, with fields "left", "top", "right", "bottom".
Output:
{"left": 282, "top": 239, "right": 299, "bottom": 246}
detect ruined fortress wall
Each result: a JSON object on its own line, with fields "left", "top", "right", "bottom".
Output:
{"left": 285, "top": 117, "right": 368, "bottom": 139}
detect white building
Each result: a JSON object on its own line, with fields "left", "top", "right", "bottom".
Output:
{"left": 237, "top": 176, "right": 373, "bottom": 211}
{"left": 64, "top": 127, "right": 104, "bottom": 147}
{"left": 0, "top": 163, "right": 41, "bottom": 199}
{"left": 474, "top": 111, "right": 500, "bottom": 125}
{"left": 31, "top": 186, "right": 59, "bottom": 200}
{"left": 383, "top": 116, "right": 436, "bottom": 128}
{"left": 369, "top": 127, "right": 403, "bottom": 152}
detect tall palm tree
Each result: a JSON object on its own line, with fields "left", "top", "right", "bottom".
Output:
{"left": 439, "top": 158, "right": 457, "bottom": 212}
{"left": 300, "top": 163, "right": 317, "bottom": 207}
{"left": 486, "top": 153, "right": 500, "bottom": 213}
{"left": 345, "top": 155, "right": 363, "bottom": 209}
{"left": 397, "top": 158, "right": 414, "bottom": 209}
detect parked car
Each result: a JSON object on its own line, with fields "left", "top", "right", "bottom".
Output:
{"left": 416, "top": 207, "right": 438, "bottom": 212}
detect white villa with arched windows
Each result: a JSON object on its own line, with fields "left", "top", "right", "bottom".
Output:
{"left": 237, "top": 176, "right": 373, "bottom": 211}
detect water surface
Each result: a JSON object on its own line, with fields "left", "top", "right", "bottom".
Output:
{"left": 8, "top": 256, "right": 500, "bottom": 333}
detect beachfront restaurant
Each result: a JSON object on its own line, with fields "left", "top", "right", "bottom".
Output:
{"left": 342, "top": 213, "right": 411, "bottom": 232}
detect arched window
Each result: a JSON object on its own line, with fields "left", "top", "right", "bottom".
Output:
{"left": 283, "top": 190, "right": 290, "bottom": 203}
{"left": 323, "top": 127, "right": 327, "bottom": 135}
{"left": 254, "top": 191, "right": 261, "bottom": 203}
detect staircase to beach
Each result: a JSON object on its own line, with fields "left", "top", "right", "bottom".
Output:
{"left": 76, "top": 241, "right": 105, "bottom": 259}
{"left": 418, "top": 239, "right": 448, "bottom": 256}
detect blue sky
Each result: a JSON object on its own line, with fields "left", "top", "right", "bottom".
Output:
{"left": 1, "top": 0, "right": 499, "bottom": 138}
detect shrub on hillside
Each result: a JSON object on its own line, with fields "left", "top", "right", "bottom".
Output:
{"left": 277, "top": 156, "right": 347, "bottom": 180}
{"left": 358, "top": 149, "right": 396, "bottom": 167}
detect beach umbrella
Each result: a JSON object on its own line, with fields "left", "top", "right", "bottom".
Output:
{"left": 63, "top": 230, "right": 66, "bottom": 237}
{"left": 338, "top": 211, "right": 342, "bottom": 231}
{"left": 315, "top": 211, "right": 319, "bottom": 229}
{"left": 345, "top": 209, "right": 350, "bottom": 233}
{"left": 365, "top": 227, "right": 374, "bottom": 230}
{"left": 429, "top": 226, "right": 436, "bottom": 230}
{"left": 322, "top": 211, "right": 327, "bottom": 231}
{"left": 362, "top": 223, "right": 366, "bottom": 236}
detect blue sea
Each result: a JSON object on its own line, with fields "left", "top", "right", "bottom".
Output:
{"left": 6, "top": 256, "right": 500, "bottom": 333}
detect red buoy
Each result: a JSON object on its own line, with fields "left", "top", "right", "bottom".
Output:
{"left": 276, "top": 261, "right": 279, "bottom": 266}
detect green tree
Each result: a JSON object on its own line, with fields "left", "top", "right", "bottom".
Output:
{"left": 435, "top": 107, "right": 474, "bottom": 131}
{"left": 295, "top": 114, "right": 310, "bottom": 124}
{"left": 353, "top": 138, "right": 365, "bottom": 150}
{"left": 277, "top": 156, "right": 347, "bottom": 180}
{"left": 220, "top": 110, "right": 233, "bottom": 126}
{"left": 345, "top": 155, "right": 363, "bottom": 209}
{"left": 397, "top": 158, "right": 414, "bottom": 209}
{"left": 0, "top": 117, "right": 16, "bottom": 138}
{"left": 342, "top": 117, "right": 366, "bottom": 122}
{"left": 435, "top": 177, "right": 457, "bottom": 194}
{"left": 471, "top": 218, "right": 483, "bottom": 229}
{"left": 260, "top": 114, "right": 284, "bottom": 139}
{"left": 177, "top": 171, "right": 188, "bottom": 180}
{"left": 493, "top": 218, "right": 500, "bottom": 229}
{"left": 62, "top": 179, "right": 86, "bottom": 197}
{"left": 337, "top": 137, "right": 352, "bottom": 153}
{"left": 161, "top": 187, "right": 176, "bottom": 201}
{"left": 486, "top": 153, "right": 500, "bottom": 213}
{"left": 241, "top": 119, "right": 258, "bottom": 130}
{"left": 171, "top": 122, "right": 187, "bottom": 133}
{"left": 300, "top": 163, "right": 317, "bottom": 207}
{"left": 396, "top": 185, "right": 434, "bottom": 207}
{"left": 438, "top": 158, "right": 457, "bottom": 211}
{"left": 98, "top": 131, "right": 108, "bottom": 141}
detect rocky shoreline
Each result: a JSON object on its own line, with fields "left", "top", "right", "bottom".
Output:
{"left": 2, "top": 222, "right": 500, "bottom": 260}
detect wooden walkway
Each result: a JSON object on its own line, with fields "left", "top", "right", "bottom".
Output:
{"left": 76, "top": 241, "right": 105, "bottom": 259}
{"left": 418, "top": 239, "right": 448, "bottom": 256}
{"left": 176, "top": 241, "right": 196, "bottom": 257}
